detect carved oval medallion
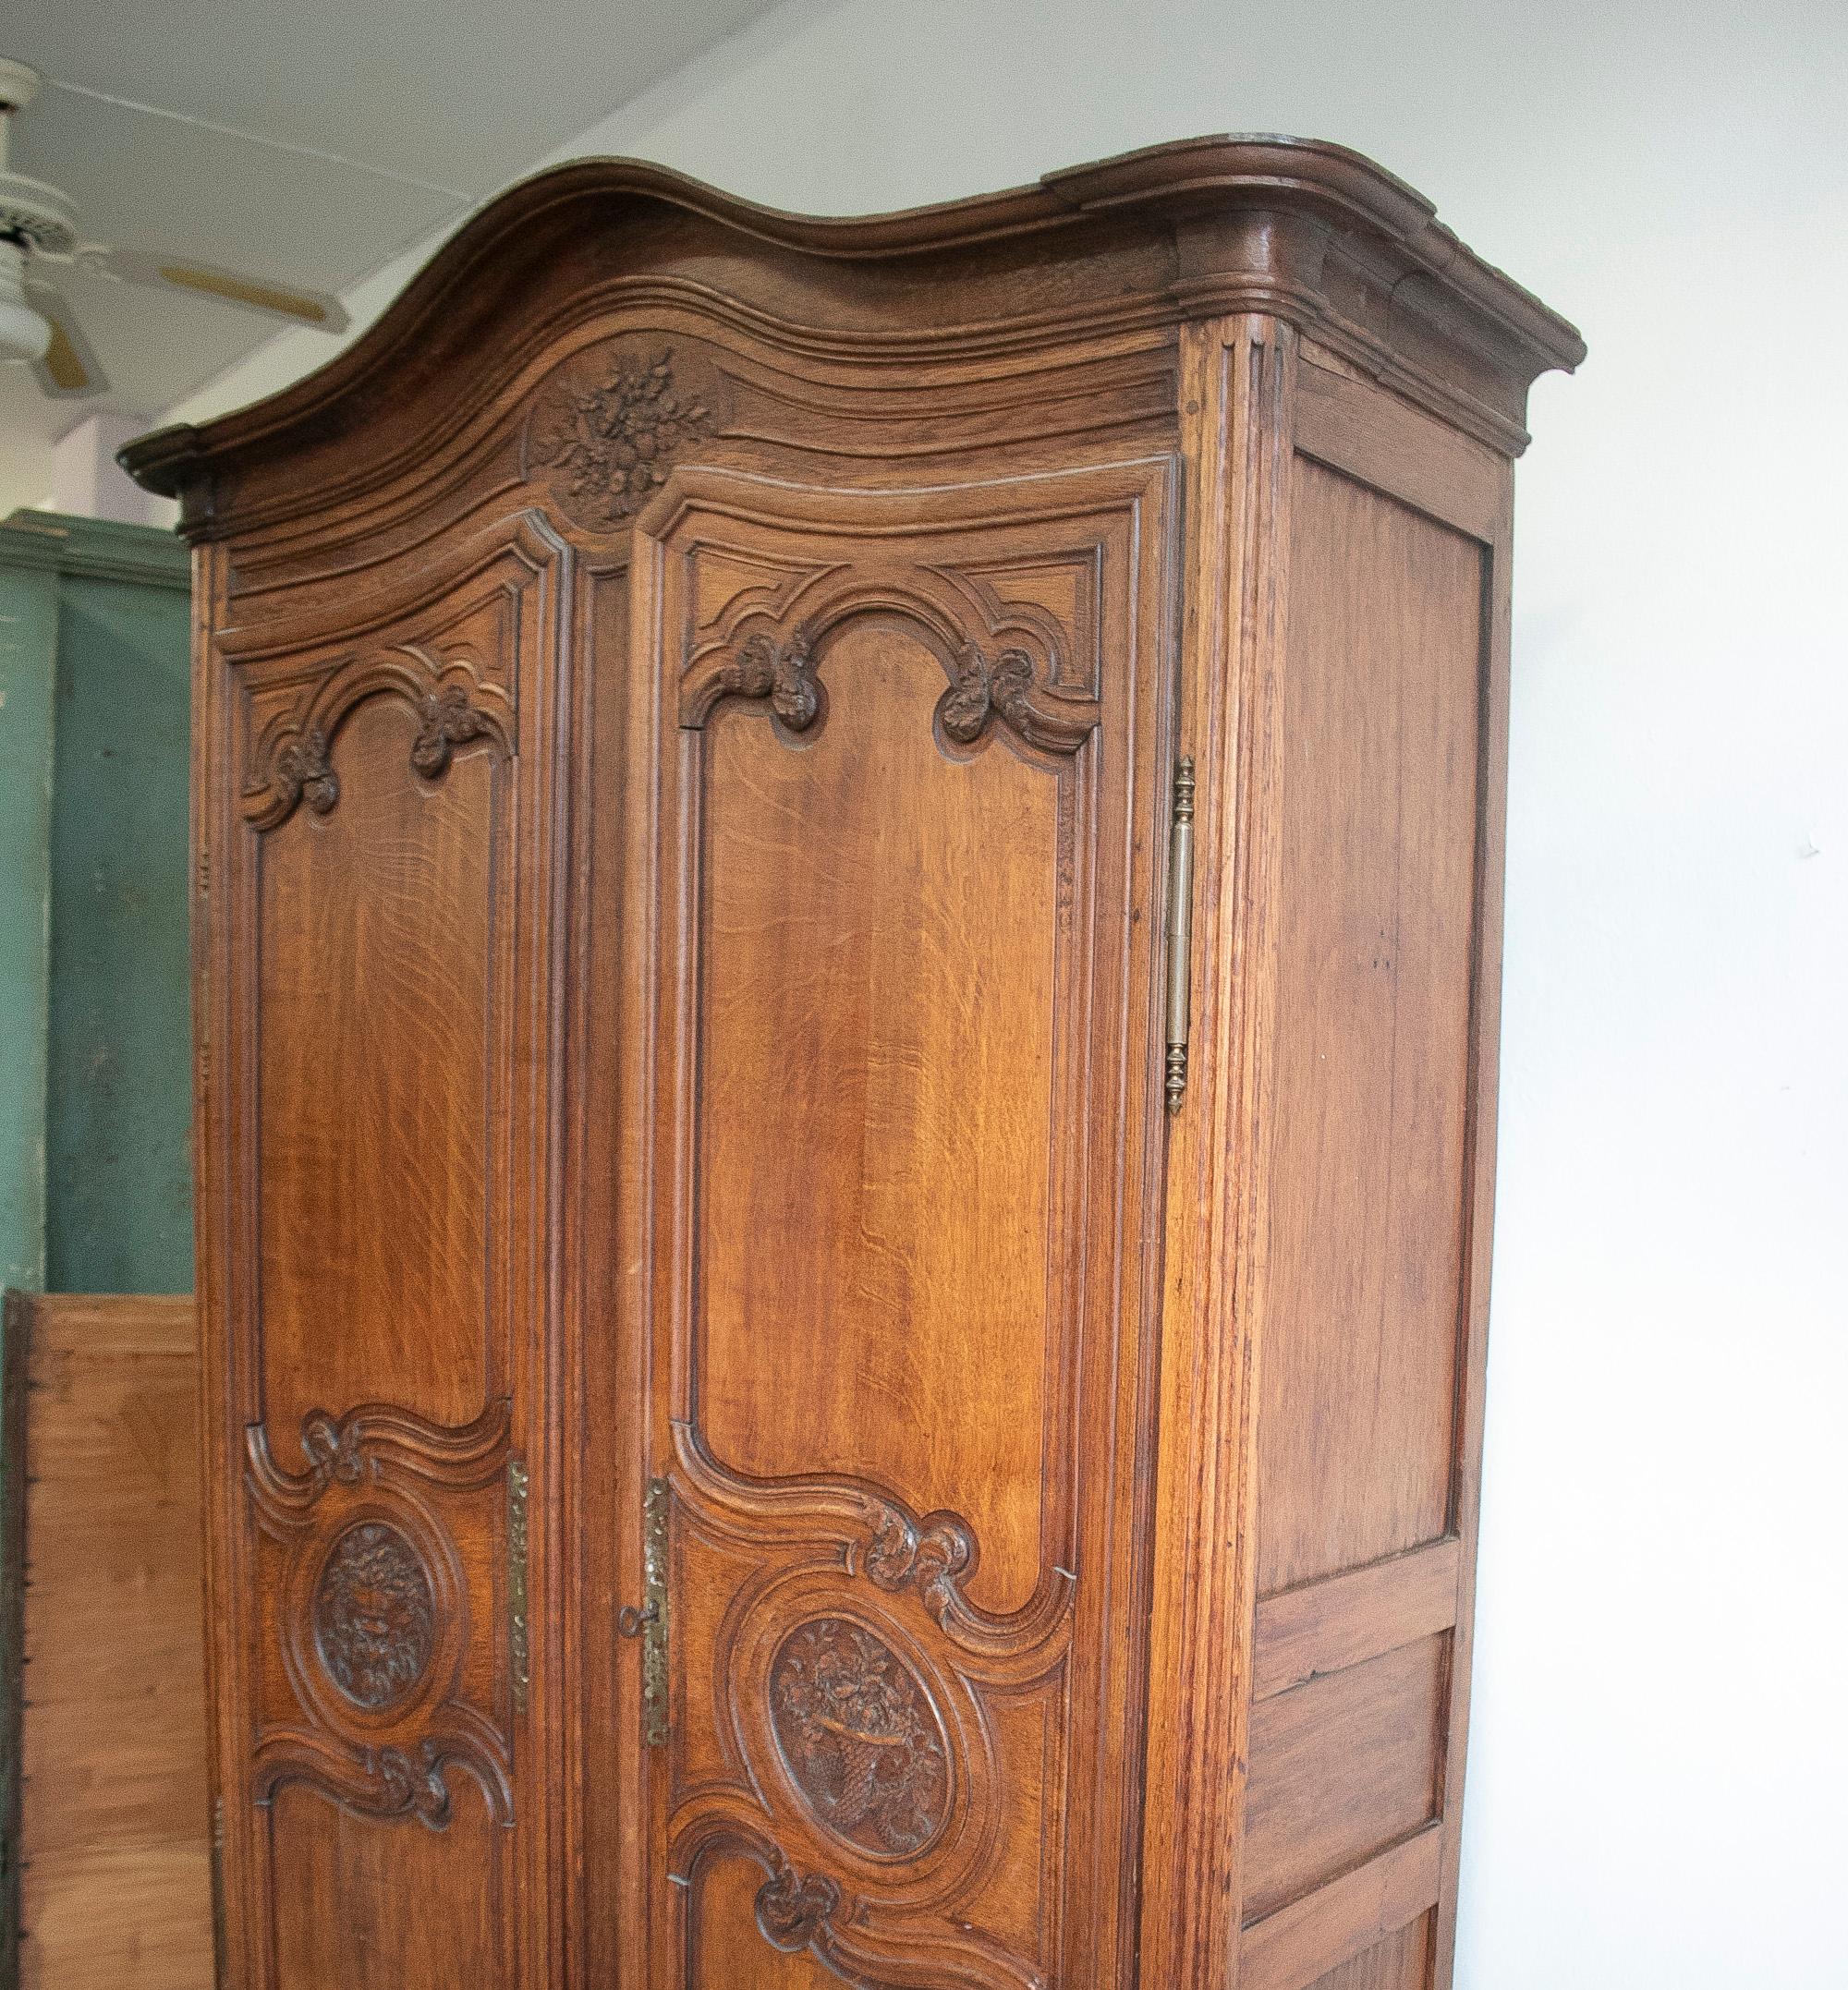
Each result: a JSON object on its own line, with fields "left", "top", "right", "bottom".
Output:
{"left": 769, "top": 1618, "right": 950, "bottom": 1858}
{"left": 311, "top": 1521, "right": 436, "bottom": 1711}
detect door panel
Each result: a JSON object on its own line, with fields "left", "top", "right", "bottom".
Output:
{"left": 697, "top": 619, "right": 1060, "bottom": 1615}
{"left": 628, "top": 464, "right": 1173, "bottom": 1988}
{"left": 208, "top": 519, "right": 567, "bottom": 1986}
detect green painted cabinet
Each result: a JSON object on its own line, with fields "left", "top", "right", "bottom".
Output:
{"left": 0, "top": 510, "right": 192, "bottom": 1294}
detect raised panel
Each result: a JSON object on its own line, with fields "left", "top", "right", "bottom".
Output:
{"left": 697, "top": 618, "right": 1060, "bottom": 1613}
{"left": 637, "top": 462, "right": 1172, "bottom": 1989}
{"left": 256, "top": 698, "right": 498, "bottom": 1438}
{"left": 1256, "top": 459, "right": 1485, "bottom": 1596}
{"left": 1307, "top": 1913, "right": 1434, "bottom": 1990}
{"left": 1243, "top": 1635, "right": 1448, "bottom": 1923}
{"left": 266, "top": 1778, "right": 512, "bottom": 1984}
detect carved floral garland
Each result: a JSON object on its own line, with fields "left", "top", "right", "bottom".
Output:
{"left": 532, "top": 349, "right": 715, "bottom": 528}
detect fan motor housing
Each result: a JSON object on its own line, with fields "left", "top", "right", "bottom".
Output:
{"left": 0, "top": 173, "right": 77, "bottom": 256}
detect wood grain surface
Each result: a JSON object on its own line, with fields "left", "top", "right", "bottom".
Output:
{"left": 8, "top": 1293, "right": 212, "bottom": 1989}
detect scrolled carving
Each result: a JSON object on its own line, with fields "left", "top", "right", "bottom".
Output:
{"left": 940, "top": 642, "right": 1034, "bottom": 745}
{"left": 682, "top": 625, "right": 822, "bottom": 733}
{"left": 272, "top": 728, "right": 339, "bottom": 817}
{"left": 311, "top": 1521, "right": 437, "bottom": 1711}
{"left": 244, "top": 645, "right": 512, "bottom": 828}
{"left": 532, "top": 347, "right": 715, "bottom": 529}
{"left": 770, "top": 1619, "right": 950, "bottom": 1857}
{"left": 253, "top": 1718, "right": 512, "bottom": 1833}
{"left": 409, "top": 680, "right": 495, "bottom": 780}
{"left": 934, "top": 637, "right": 1098, "bottom": 754}
{"left": 247, "top": 1400, "right": 511, "bottom": 1518}
{"left": 374, "top": 1739, "right": 454, "bottom": 1830}
{"left": 858, "top": 1497, "right": 974, "bottom": 1626}
{"left": 755, "top": 1861, "right": 844, "bottom": 1952}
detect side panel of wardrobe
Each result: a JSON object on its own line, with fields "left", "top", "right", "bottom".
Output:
{"left": 1234, "top": 353, "right": 1514, "bottom": 1989}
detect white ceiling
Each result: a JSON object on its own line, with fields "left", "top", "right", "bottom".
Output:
{"left": 0, "top": 0, "right": 781, "bottom": 515}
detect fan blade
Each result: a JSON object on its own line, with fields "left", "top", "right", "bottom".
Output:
{"left": 25, "top": 282, "right": 108, "bottom": 398}
{"left": 86, "top": 247, "right": 348, "bottom": 333}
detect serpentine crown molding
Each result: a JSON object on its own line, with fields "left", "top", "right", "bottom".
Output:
{"left": 120, "top": 135, "right": 1586, "bottom": 540}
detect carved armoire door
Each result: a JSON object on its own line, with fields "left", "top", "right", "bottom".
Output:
{"left": 608, "top": 455, "right": 1175, "bottom": 1986}
{"left": 194, "top": 518, "right": 568, "bottom": 1986}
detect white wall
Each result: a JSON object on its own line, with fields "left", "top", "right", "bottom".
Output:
{"left": 169, "top": 3, "right": 1848, "bottom": 1982}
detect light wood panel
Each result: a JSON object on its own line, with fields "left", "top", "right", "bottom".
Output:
{"left": 1253, "top": 1540, "right": 1461, "bottom": 1703}
{"left": 1242, "top": 1831, "right": 1441, "bottom": 1990}
{"left": 1256, "top": 455, "right": 1486, "bottom": 1598}
{"left": 1307, "top": 1911, "right": 1434, "bottom": 1990}
{"left": 6, "top": 1292, "right": 213, "bottom": 1989}
{"left": 1243, "top": 1634, "right": 1448, "bottom": 1923}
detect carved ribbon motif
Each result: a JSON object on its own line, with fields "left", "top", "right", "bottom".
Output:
{"left": 299, "top": 1408, "right": 369, "bottom": 1490}
{"left": 682, "top": 625, "right": 822, "bottom": 732}
{"left": 859, "top": 1499, "right": 975, "bottom": 1625}
{"left": 372, "top": 1740, "right": 456, "bottom": 1829}
{"left": 273, "top": 728, "right": 339, "bottom": 817}
{"left": 755, "top": 1862, "right": 844, "bottom": 1952}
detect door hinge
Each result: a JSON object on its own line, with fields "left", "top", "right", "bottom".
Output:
{"left": 1165, "top": 756, "right": 1197, "bottom": 1115}
{"left": 617, "top": 1477, "right": 671, "bottom": 1746}
{"left": 507, "top": 1458, "right": 530, "bottom": 1715}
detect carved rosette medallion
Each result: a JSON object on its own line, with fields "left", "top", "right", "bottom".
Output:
{"left": 531, "top": 347, "right": 716, "bottom": 529}
{"left": 311, "top": 1521, "right": 437, "bottom": 1711}
{"left": 769, "top": 1618, "right": 950, "bottom": 1858}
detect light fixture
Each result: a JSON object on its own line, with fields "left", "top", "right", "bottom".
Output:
{"left": 0, "top": 235, "right": 51, "bottom": 364}
{"left": 0, "top": 61, "right": 55, "bottom": 363}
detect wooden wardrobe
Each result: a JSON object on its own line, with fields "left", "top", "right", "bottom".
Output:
{"left": 123, "top": 137, "right": 1582, "bottom": 1990}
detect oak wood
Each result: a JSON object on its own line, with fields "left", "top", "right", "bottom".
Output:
{"left": 1244, "top": 1635, "right": 1448, "bottom": 1922}
{"left": 121, "top": 136, "right": 1579, "bottom": 1989}
{"left": 1307, "top": 1911, "right": 1435, "bottom": 1990}
{"left": 1242, "top": 1830, "right": 1441, "bottom": 1990}
{"left": 6, "top": 1293, "right": 212, "bottom": 1989}
{"left": 1252, "top": 1540, "right": 1462, "bottom": 1703}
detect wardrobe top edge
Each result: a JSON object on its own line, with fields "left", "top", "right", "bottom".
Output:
{"left": 117, "top": 133, "right": 1586, "bottom": 525}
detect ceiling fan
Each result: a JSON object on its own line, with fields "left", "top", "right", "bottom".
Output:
{"left": 0, "top": 57, "right": 348, "bottom": 398}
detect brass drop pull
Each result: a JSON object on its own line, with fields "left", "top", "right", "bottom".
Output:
{"left": 622, "top": 1478, "right": 671, "bottom": 1746}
